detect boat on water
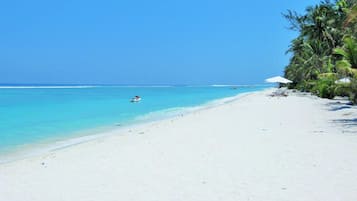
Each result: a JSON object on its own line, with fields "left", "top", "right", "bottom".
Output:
{"left": 130, "top": 96, "right": 141, "bottom": 103}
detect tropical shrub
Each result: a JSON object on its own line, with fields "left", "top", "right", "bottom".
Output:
{"left": 283, "top": 0, "right": 357, "bottom": 103}
{"left": 334, "top": 84, "right": 352, "bottom": 96}
{"left": 311, "top": 75, "right": 337, "bottom": 98}
{"left": 349, "top": 78, "right": 357, "bottom": 103}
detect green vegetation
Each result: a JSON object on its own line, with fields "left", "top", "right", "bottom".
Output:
{"left": 283, "top": 0, "right": 357, "bottom": 103}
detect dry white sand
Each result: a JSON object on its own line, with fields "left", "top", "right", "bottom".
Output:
{"left": 1, "top": 89, "right": 357, "bottom": 201}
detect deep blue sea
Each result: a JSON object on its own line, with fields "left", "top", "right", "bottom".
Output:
{"left": 0, "top": 85, "right": 267, "bottom": 156}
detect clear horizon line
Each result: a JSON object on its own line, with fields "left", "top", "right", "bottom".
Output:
{"left": 0, "top": 83, "right": 272, "bottom": 86}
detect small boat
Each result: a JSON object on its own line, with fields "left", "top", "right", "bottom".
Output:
{"left": 130, "top": 96, "right": 141, "bottom": 103}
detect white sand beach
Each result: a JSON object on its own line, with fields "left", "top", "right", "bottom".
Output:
{"left": 1, "top": 89, "right": 357, "bottom": 201}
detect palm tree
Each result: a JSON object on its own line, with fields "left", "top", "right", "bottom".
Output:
{"left": 283, "top": 0, "right": 357, "bottom": 101}
{"left": 334, "top": 36, "right": 357, "bottom": 71}
{"left": 301, "top": 2, "right": 345, "bottom": 50}
{"left": 344, "top": 3, "right": 357, "bottom": 26}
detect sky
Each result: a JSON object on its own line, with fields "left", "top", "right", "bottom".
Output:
{"left": 0, "top": 0, "right": 320, "bottom": 85}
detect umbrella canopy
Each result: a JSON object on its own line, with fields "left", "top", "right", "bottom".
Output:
{"left": 335, "top": 77, "right": 351, "bottom": 84}
{"left": 265, "top": 76, "right": 293, "bottom": 84}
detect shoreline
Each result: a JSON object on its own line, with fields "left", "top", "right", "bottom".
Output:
{"left": 0, "top": 89, "right": 267, "bottom": 164}
{"left": 1, "top": 89, "right": 356, "bottom": 201}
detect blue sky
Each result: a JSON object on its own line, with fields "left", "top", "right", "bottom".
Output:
{"left": 0, "top": 0, "right": 319, "bottom": 85}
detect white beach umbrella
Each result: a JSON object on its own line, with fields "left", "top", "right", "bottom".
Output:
{"left": 335, "top": 77, "right": 351, "bottom": 84}
{"left": 265, "top": 76, "right": 293, "bottom": 84}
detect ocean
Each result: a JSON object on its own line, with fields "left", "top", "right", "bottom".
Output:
{"left": 0, "top": 85, "right": 267, "bottom": 158}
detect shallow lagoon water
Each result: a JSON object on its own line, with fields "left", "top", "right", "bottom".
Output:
{"left": 0, "top": 85, "right": 267, "bottom": 154}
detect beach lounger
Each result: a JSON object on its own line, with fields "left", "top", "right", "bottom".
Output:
{"left": 270, "top": 88, "right": 288, "bottom": 97}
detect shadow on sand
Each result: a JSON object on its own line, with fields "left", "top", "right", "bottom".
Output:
{"left": 326, "top": 100, "right": 353, "bottom": 111}
{"left": 329, "top": 105, "right": 352, "bottom": 111}
{"left": 327, "top": 99, "right": 357, "bottom": 133}
{"left": 332, "top": 118, "right": 357, "bottom": 126}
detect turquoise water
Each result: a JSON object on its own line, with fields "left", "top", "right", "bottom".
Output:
{"left": 0, "top": 85, "right": 266, "bottom": 153}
